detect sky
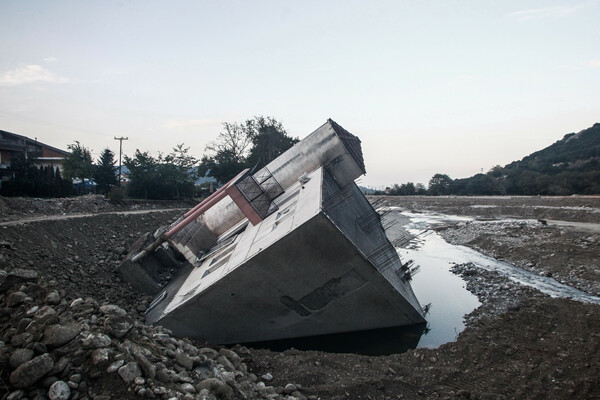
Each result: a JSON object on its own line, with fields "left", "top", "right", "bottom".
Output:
{"left": 1, "top": 0, "right": 599, "bottom": 189}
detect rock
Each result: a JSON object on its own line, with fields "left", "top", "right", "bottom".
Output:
{"left": 34, "top": 306, "right": 57, "bottom": 323}
{"left": 11, "top": 332, "right": 32, "bottom": 347}
{"left": 218, "top": 355, "right": 235, "bottom": 372}
{"left": 9, "top": 348, "right": 34, "bottom": 369}
{"left": 10, "top": 353, "right": 54, "bottom": 388}
{"left": 82, "top": 333, "right": 111, "bottom": 349}
{"left": 261, "top": 372, "right": 273, "bottom": 382}
{"left": 1, "top": 269, "right": 38, "bottom": 291}
{"left": 45, "top": 291, "right": 61, "bottom": 305}
{"left": 99, "top": 304, "right": 126, "bottom": 316}
{"left": 6, "top": 390, "right": 25, "bottom": 400}
{"left": 104, "top": 315, "right": 132, "bottom": 338}
{"left": 107, "top": 359, "right": 125, "bottom": 373}
{"left": 69, "top": 298, "right": 84, "bottom": 308}
{"left": 91, "top": 348, "right": 110, "bottom": 365}
{"left": 198, "top": 347, "right": 219, "bottom": 359}
{"left": 218, "top": 349, "right": 241, "bottom": 369}
{"left": 195, "top": 378, "right": 234, "bottom": 399}
{"left": 118, "top": 362, "right": 143, "bottom": 383}
{"left": 115, "top": 247, "right": 127, "bottom": 256}
{"left": 181, "top": 383, "right": 196, "bottom": 393}
{"left": 133, "top": 351, "right": 156, "bottom": 379}
{"left": 48, "top": 380, "right": 71, "bottom": 400}
{"left": 6, "top": 291, "right": 28, "bottom": 307}
{"left": 48, "top": 356, "right": 69, "bottom": 376}
{"left": 43, "top": 323, "right": 81, "bottom": 348}
{"left": 175, "top": 351, "right": 193, "bottom": 370}
{"left": 284, "top": 383, "right": 298, "bottom": 394}
{"left": 155, "top": 368, "right": 172, "bottom": 383}
{"left": 26, "top": 305, "right": 39, "bottom": 316}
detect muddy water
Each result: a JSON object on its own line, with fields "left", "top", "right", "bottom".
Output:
{"left": 393, "top": 210, "right": 600, "bottom": 349}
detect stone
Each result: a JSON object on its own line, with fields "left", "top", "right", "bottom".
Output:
{"left": 48, "top": 380, "right": 71, "bottom": 400}
{"left": 0, "top": 269, "right": 38, "bottom": 292}
{"left": 16, "top": 318, "right": 32, "bottom": 334}
{"left": 284, "top": 383, "right": 298, "bottom": 394}
{"left": 34, "top": 306, "right": 57, "bottom": 323}
{"left": 118, "top": 362, "right": 143, "bottom": 383}
{"left": 69, "top": 298, "right": 84, "bottom": 308}
{"left": 175, "top": 351, "right": 193, "bottom": 370}
{"left": 261, "top": 373, "right": 273, "bottom": 382}
{"left": 45, "top": 291, "right": 61, "bottom": 305}
{"left": 43, "top": 323, "right": 82, "bottom": 348}
{"left": 91, "top": 348, "right": 110, "bottom": 365}
{"left": 107, "top": 359, "right": 125, "bottom": 373}
{"left": 218, "top": 349, "right": 241, "bottom": 369}
{"left": 181, "top": 383, "right": 195, "bottom": 393}
{"left": 155, "top": 368, "right": 171, "bottom": 383}
{"left": 134, "top": 351, "right": 156, "bottom": 379}
{"left": 218, "top": 355, "right": 235, "bottom": 372}
{"left": 104, "top": 315, "right": 132, "bottom": 338}
{"left": 198, "top": 347, "right": 219, "bottom": 359}
{"left": 6, "top": 390, "right": 25, "bottom": 400}
{"left": 99, "top": 304, "right": 126, "bottom": 316}
{"left": 195, "top": 378, "right": 233, "bottom": 399}
{"left": 48, "top": 356, "right": 69, "bottom": 376}
{"left": 82, "top": 333, "right": 111, "bottom": 349}
{"left": 9, "top": 348, "right": 35, "bottom": 369}
{"left": 10, "top": 353, "right": 54, "bottom": 388}
{"left": 32, "top": 342, "right": 47, "bottom": 355}
{"left": 26, "top": 305, "right": 40, "bottom": 316}
{"left": 6, "top": 292, "right": 28, "bottom": 307}
{"left": 11, "top": 332, "right": 32, "bottom": 347}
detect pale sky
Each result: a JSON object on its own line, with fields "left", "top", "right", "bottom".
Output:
{"left": 1, "top": 1, "right": 599, "bottom": 188}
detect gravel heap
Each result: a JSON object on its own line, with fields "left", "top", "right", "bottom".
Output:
{"left": 0, "top": 268, "right": 308, "bottom": 400}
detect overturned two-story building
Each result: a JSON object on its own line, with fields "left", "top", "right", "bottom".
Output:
{"left": 121, "top": 119, "right": 425, "bottom": 344}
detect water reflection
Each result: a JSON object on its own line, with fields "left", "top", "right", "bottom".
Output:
{"left": 245, "top": 323, "right": 428, "bottom": 356}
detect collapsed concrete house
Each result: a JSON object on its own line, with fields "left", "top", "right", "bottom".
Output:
{"left": 120, "top": 119, "right": 426, "bottom": 344}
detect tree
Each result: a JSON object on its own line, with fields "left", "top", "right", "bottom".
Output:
{"left": 245, "top": 116, "right": 298, "bottom": 168}
{"left": 162, "top": 144, "right": 199, "bottom": 199}
{"left": 124, "top": 144, "right": 199, "bottom": 200}
{"left": 94, "top": 148, "right": 117, "bottom": 195}
{"left": 428, "top": 173, "right": 453, "bottom": 196}
{"left": 124, "top": 150, "right": 159, "bottom": 199}
{"left": 200, "top": 116, "right": 297, "bottom": 184}
{"left": 63, "top": 141, "right": 94, "bottom": 195}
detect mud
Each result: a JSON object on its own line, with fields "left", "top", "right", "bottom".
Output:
{"left": 0, "top": 195, "right": 599, "bottom": 399}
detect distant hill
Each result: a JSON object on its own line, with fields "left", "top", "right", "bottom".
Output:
{"left": 451, "top": 123, "right": 600, "bottom": 195}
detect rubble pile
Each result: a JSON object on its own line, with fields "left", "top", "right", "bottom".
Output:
{"left": 0, "top": 268, "right": 308, "bottom": 400}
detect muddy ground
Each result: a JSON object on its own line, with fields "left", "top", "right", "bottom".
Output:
{"left": 0, "top": 195, "right": 599, "bottom": 399}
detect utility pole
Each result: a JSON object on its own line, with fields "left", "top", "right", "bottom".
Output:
{"left": 114, "top": 136, "right": 128, "bottom": 186}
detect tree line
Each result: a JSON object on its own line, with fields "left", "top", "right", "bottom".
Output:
{"left": 1, "top": 116, "right": 298, "bottom": 200}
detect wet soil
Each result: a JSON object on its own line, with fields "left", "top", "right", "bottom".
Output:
{"left": 1, "top": 195, "right": 599, "bottom": 399}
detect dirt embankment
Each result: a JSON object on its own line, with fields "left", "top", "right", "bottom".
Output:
{"left": 0, "top": 195, "right": 599, "bottom": 399}
{"left": 0, "top": 195, "right": 191, "bottom": 223}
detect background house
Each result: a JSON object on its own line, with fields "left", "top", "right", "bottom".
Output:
{"left": 0, "top": 129, "right": 69, "bottom": 187}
